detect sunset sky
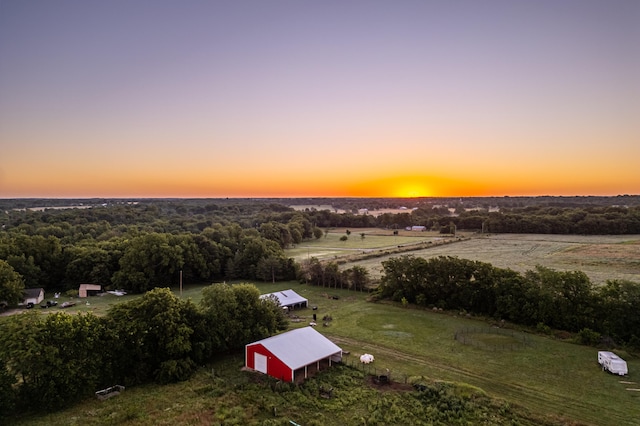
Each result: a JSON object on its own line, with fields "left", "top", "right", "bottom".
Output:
{"left": 1, "top": 0, "right": 638, "bottom": 198}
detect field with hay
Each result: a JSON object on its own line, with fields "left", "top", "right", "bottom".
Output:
{"left": 293, "top": 232, "right": 640, "bottom": 285}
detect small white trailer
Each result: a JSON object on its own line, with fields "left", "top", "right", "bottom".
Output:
{"left": 598, "top": 351, "right": 628, "bottom": 376}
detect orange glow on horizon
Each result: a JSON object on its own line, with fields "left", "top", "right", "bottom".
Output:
{"left": 2, "top": 161, "right": 638, "bottom": 199}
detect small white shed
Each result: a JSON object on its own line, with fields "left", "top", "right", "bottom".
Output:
{"left": 22, "top": 288, "right": 45, "bottom": 307}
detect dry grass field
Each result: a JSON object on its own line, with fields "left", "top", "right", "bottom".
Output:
{"left": 312, "top": 233, "right": 640, "bottom": 285}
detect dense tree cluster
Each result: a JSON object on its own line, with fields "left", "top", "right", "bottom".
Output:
{"left": 463, "top": 206, "right": 640, "bottom": 234}
{"left": 376, "top": 256, "right": 640, "bottom": 346}
{"left": 0, "top": 260, "right": 24, "bottom": 306}
{"left": 1, "top": 198, "right": 638, "bottom": 306}
{"left": 0, "top": 226, "right": 300, "bottom": 295}
{"left": 0, "top": 285, "right": 286, "bottom": 415}
{"left": 0, "top": 201, "right": 335, "bottom": 295}
{"left": 300, "top": 259, "right": 370, "bottom": 291}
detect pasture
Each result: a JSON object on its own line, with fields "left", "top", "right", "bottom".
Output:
{"left": 296, "top": 232, "right": 640, "bottom": 285}
{"left": 12, "top": 282, "right": 640, "bottom": 425}
{"left": 287, "top": 228, "right": 456, "bottom": 261}
{"left": 8, "top": 232, "right": 640, "bottom": 425}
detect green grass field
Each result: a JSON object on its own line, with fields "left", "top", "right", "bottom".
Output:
{"left": 11, "top": 282, "right": 640, "bottom": 425}
{"left": 8, "top": 232, "right": 640, "bottom": 425}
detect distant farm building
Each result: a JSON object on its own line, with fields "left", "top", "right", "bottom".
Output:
{"left": 260, "top": 289, "right": 308, "bottom": 310}
{"left": 79, "top": 284, "right": 102, "bottom": 298}
{"left": 245, "top": 326, "right": 343, "bottom": 383}
{"left": 22, "top": 288, "right": 45, "bottom": 307}
{"left": 406, "top": 225, "right": 426, "bottom": 232}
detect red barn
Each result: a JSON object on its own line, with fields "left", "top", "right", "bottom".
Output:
{"left": 245, "top": 327, "right": 343, "bottom": 383}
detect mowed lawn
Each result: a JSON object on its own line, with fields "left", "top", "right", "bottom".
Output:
{"left": 341, "top": 233, "right": 640, "bottom": 285}
{"left": 258, "top": 283, "right": 640, "bottom": 426}
{"left": 112, "top": 282, "right": 640, "bottom": 425}
{"left": 10, "top": 282, "right": 640, "bottom": 425}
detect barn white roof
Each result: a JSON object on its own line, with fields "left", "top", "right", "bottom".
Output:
{"left": 249, "top": 327, "right": 342, "bottom": 370}
{"left": 260, "top": 289, "right": 307, "bottom": 308}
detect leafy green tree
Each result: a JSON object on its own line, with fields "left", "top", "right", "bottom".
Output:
{"left": 4, "top": 254, "right": 41, "bottom": 290}
{"left": 6, "top": 235, "right": 64, "bottom": 289}
{"left": 597, "top": 280, "right": 640, "bottom": 342}
{"left": 0, "top": 358, "right": 16, "bottom": 417}
{"left": 313, "top": 227, "right": 323, "bottom": 239}
{"left": 324, "top": 262, "right": 343, "bottom": 289}
{"left": 256, "top": 255, "right": 284, "bottom": 283}
{"left": 524, "top": 267, "right": 595, "bottom": 331}
{"left": 259, "top": 221, "right": 292, "bottom": 248}
{"left": 63, "top": 246, "right": 112, "bottom": 290}
{"left": 345, "top": 265, "right": 369, "bottom": 291}
{"left": 0, "top": 260, "right": 24, "bottom": 306}
{"left": 105, "top": 288, "right": 199, "bottom": 385}
{"left": 199, "top": 283, "right": 286, "bottom": 352}
{"left": 232, "top": 236, "right": 283, "bottom": 279}
{"left": 112, "top": 233, "right": 183, "bottom": 293}
{"left": 303, "top": 257, "right": 326, "bottom": 287}
{"left": 0, "top": 312, "right": 107, "bottom": 411}
{"left": 287, "top": 221, "right": 304, "bottom": 244}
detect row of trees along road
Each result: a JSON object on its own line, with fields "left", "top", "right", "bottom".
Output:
{"left": 375, "top": 256, "right": 640, "bottom": 347}
{"left": 0, "top": 285, "right": 287, "bottom": 416}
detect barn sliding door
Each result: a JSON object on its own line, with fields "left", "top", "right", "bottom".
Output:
{"left": 254, "top": 353, "right": 267, "bottom": 373}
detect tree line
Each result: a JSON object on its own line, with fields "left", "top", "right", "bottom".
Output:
{"left": 300, "top": 258, "right": 370, "bottom": 291}
{"left": 0, "top": 223, "right": 308, "bottom": 300}
{"left": 375, "top": 256, "right": 640, "bottom": 348}
{"left": 0, "top": 285, "right": 287, "bottom": 416}
{"left": 3, "top": 200, "right": 640, "bottom": 241}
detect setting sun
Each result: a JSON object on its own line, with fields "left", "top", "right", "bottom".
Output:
{"left": 394, "top": 183, "right": 431, "bottom": 198}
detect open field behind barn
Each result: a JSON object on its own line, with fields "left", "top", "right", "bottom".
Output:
{"left": 287, "top": 228, "right": 457, "bottom": 261}
{"left": 299, "top": 233, "right": 640, "bottom": 285}
{"left": 11, "top": 283, "right": 640, "bottom": 426}
{"left": 7, "top": 232, "right": 640, "bottom": 425}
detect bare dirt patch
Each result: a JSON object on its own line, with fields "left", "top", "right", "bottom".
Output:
{"left": 365, "top": 374, "right": 414, "bottom": 392}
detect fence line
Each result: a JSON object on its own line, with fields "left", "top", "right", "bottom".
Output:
{"left": 454, "top": 327, "right": 532, "bottom": 351}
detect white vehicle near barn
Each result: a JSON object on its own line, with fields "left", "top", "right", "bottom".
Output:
{"left": 598, "top": 351, "right": 628, "bottom": 376}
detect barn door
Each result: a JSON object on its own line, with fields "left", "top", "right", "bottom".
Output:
{"left": 254, "top": 353, "right": 267, "bottom": 373}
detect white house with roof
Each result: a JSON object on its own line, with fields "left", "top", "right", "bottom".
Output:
{"left": 22, "top": 288, "right": 45, "bottom": 307}
{"left": 260, "top": 289, "right": 308, "bottom": 310}
{"left": 245, "top": 326, "right": 342, "bottom": 382}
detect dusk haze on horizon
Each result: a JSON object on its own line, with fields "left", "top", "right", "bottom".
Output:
{"left": 1, "top": 0, "right": 638, "bottom": 199}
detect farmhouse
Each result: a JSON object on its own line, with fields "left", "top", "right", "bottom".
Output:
{"left": 22, "top": 288, "right": 45, "bottom": 307}
{"left": 260, "top": 289, "right": 308, "bottom": 310}
{"left": 245, "top": 326, "right": 343, "bottom": 383}
{"left": 78, "top": 284, "right": 102, "bottom": 298}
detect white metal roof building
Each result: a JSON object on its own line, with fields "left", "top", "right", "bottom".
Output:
{"left": 260, "top": 289, "right": 308, "bottom": 309}
{"left": 245, "top": 326, "right": 342, "bottom": 382}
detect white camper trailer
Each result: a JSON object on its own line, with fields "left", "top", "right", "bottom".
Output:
{"left": 598, "top": 351, "right": 628, "bottom": 376}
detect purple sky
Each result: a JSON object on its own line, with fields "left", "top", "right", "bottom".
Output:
{"left": 1, "top": 0, "right": 638, "bottom": 197}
